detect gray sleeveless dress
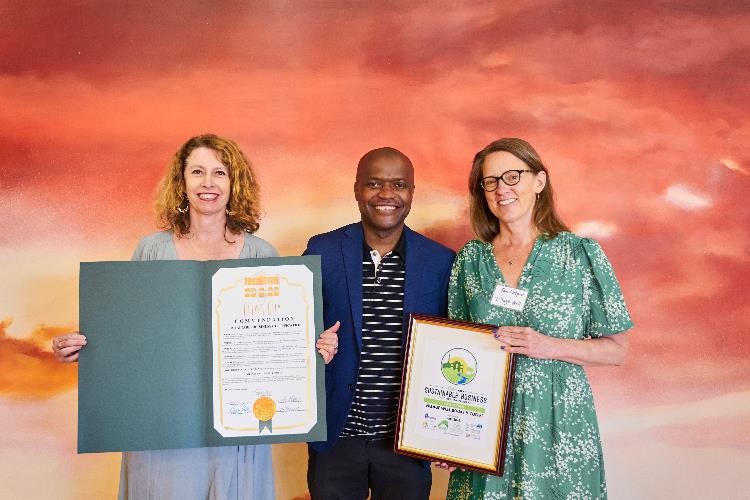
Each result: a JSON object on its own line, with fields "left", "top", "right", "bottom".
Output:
{"left": 118, "top": 230, "right": 276, "bottom": 500}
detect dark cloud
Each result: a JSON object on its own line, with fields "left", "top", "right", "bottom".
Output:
{"left": 1, "top": 2, "right": 287, "bottom": 78}
{"left": 0, "top": 1, "right": 377, "bottom": 80}
{"left": 3, "top": 0, "right": 748, "bottom": 96}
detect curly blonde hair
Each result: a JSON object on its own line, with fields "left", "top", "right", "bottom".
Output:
{"left": 154, "top": 134, "right": 262, "bottom": 237}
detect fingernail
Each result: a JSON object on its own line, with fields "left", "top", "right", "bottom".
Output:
{"left": 500, "top": 346, "right": 505, "bottom": 350}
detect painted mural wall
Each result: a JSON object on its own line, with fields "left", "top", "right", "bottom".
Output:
{"left": 2, "top": 1, "right": 748, "bottom": 498}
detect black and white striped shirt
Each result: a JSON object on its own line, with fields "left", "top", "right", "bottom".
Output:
{"left": 341, "top": 236, "right": 406, "bottom": 438}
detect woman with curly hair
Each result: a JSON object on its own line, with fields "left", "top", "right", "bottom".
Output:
{"left": 52, "top": 134, "right": 338, "bottom": 499}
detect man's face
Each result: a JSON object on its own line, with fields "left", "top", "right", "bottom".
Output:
{"left": 354, "top": 155, "right": 415, "bottom": 236}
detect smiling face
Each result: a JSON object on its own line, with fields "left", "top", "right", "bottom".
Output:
{"left": 354, "top": 153, "right": 415, "bottom": 238}
{"left": 183, "top": 146, "right": 231, "bottom": 217}
{"left": 482, "top": 151, "right": 546, "bottom": 228}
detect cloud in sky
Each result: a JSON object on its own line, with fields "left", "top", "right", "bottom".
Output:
{"left": 664, "top": 184, "right": 713, "bottom": 210}
{"left": 0, "top": 320, "right": 77, "bottom": 399}
{"left": 720, "top": 158, "right": 748, "bottom": 175}
{"left": 573, "top": 221, "right": 617, "bottom": 239}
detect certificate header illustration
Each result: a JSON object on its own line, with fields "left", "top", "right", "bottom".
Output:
{"left": 244, "top": 275, "right": 281, "bottom": 297}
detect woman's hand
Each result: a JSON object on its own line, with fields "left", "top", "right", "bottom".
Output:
{"left": 494, "top": 326, "right": 558, "bottom": 359}
{"left": 494, "top": 326, "right": 630, "bottom": 366}
{"left": 52, "top": 332, "right": 87, "bottom": 363}
{"left": 316, "top": 321, "right": 340, "bottom": 364}
{"left": 432, "top": 461, "right": 457, "bottom": 472}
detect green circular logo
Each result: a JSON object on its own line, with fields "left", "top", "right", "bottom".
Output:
{"left": 441, "top": 348, "right": 477, "bottom": 385}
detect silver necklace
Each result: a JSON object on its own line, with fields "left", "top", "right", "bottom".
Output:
{"left": 493, "top": 239, "right": 535, "bottom": 266}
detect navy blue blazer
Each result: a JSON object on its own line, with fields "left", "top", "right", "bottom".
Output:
{"left": 304, "top": 222, "right": 455, "bottom": 453}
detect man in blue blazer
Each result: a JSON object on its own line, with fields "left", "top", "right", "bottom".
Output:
{"left": 305, "top": 147, "right": 455, "bottom": 499}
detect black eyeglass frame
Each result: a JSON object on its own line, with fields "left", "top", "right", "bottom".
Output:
{"left": 479, "top": 170, "right": 533, "bottom": 192}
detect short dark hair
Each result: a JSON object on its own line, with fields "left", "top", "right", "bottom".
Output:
{"left": 356, "top": 147, "right": 414, "bottom": 183}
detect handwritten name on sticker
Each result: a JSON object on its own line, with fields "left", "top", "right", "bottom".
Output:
{"left": 490, "top": 284, "right": 528, "bottom": 312}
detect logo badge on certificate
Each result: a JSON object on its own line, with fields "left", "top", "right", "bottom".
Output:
{"left": 490, "top": 284, "right": 528, "bottom": 311}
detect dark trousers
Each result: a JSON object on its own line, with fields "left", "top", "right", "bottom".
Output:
{"left": 307, "top": 436, "right": 432, "bottom": 500}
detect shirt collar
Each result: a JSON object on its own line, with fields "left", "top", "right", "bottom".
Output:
{"left": 362, "top": 230, "right": 407, "bottom": 260}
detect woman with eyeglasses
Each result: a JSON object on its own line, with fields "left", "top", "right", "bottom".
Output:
{"left": 445, "top": 138, "right": 632, "bottom": 499}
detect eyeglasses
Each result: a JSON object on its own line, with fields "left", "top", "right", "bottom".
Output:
{"left": 480, "top": 170, "right": 533, "bottom": 191}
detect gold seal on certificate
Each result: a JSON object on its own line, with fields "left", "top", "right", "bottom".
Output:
{"left": 212, "top": 265, "right": 317, "bottom": 437}
{"left": 395, "top": 314, "right": 516, "bottom": 476}
{"left": 253, "top": 396, "right": 277, "bottom": 433}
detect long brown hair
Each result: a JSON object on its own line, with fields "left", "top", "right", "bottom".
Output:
{"left": 154, "top": 134, "right": 262, "bottom": 237}
{"left": 469, "top": 138, "right": 569, "bottom": 241}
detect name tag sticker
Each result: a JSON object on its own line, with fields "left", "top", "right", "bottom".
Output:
{"left": 490, "top": 284, "right": 528, "bottom": 311}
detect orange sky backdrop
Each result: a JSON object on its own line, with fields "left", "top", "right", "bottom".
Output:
{"left": 2, "top": 1, "right": 749, "bottom": 498}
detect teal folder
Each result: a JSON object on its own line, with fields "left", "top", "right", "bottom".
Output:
{"left": 77, "top": 256, "right": 326, "bottom": 453}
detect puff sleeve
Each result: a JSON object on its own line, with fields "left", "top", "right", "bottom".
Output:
{"left": 578, "top": 238, "right": 633, "bottom": 337}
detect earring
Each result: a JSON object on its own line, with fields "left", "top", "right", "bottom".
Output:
{"left": 536, "top": 193, "right": 540, "bottom": 201}
{"left": 177, "top": 196, "right": 189, "bottom": 214}
{"left": 225, "top": 203, "right": 236, "bottom": 216}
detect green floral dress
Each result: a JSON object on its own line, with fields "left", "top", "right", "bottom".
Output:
{"left": 446, "top": 232, "right": 633, "bottom": 500}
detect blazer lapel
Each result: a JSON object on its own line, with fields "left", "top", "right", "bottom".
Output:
{"left": 402, "top": 226, "right": 426, "bottom": 346}
{"left": 342, "top": 224, "right": 364, "bottom": 351}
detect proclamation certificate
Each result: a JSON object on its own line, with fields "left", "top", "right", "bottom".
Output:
{"left": 79, "top": 257, "right": 325, "bottom": 454}
{"left": 212, "top": 265, "right": 317, "bottom": 437}
{"left": 395, "top": 314, "right": 516, "bottom": 476}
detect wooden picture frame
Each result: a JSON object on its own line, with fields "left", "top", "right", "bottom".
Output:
{"left": 394, "top": 314, "right": 516, "bottom": 476}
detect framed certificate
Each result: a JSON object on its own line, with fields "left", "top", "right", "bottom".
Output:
{"left": 395, "top": 314, "right": 516, "bottom": 476}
